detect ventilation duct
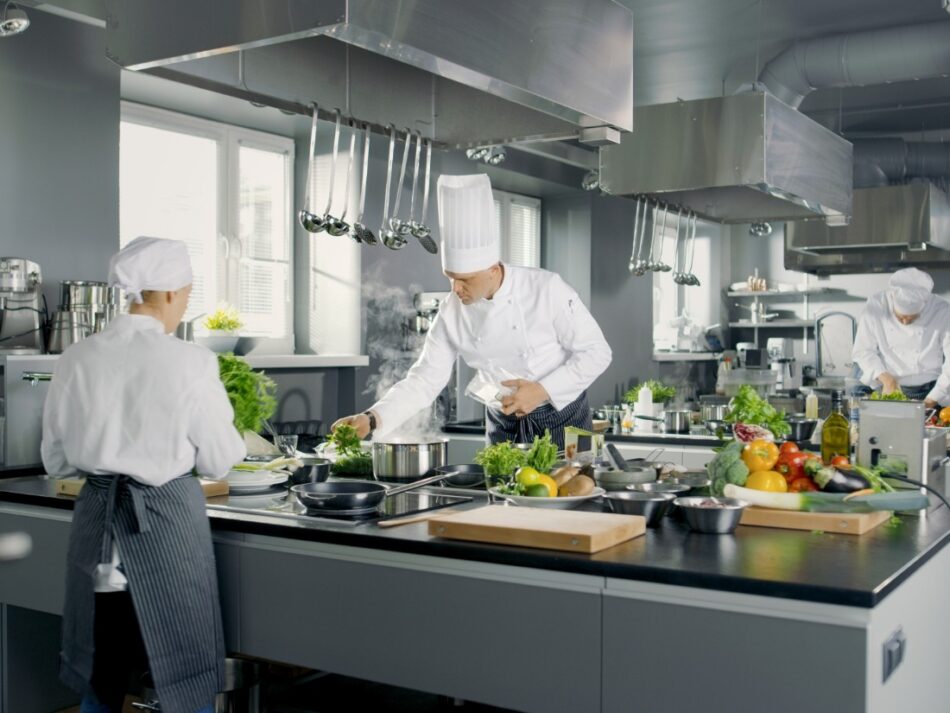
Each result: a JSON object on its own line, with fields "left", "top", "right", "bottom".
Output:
{"left": 786, "top": 182, "right": 950, "bottom": 274}
{"left": 598, "top": 92, "right": 852, "bottom": 224}
{"left": 757, "top": 22, "right": 950, "bottom": 109}
{"left": 852, "top": 139, "right": 950, "bottom": 188}
{"left": 104, "top": 0, "right": 633, "bottom": 148}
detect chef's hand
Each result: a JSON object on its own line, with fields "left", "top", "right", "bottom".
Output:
{"left": 331, "top": 412, "right": 375, "bottom": 440}
{"left": 878, "top": 372, "right": 899, "bottom": 395}
{"left": 500, "top": 380, "right": 550, "bottom": 417}
{"left": 924, "top": 398, "right": 939, "bottom": 410}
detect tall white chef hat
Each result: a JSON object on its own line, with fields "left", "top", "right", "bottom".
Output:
{"left": 437, "top": 174, "right": 500, "bottom": 274}
{"left": 889, "top": 267, "right": 933, "bottom": 316}
{"left": 108, "top": 236, "right": 193, "bottom": 304}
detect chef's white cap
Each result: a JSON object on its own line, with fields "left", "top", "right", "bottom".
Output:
{"left": 889, "top": 267, "right": 933, "bottom": 316}
{"left": 437, "top": 174, "right": 500, "bottom": 274}
{"left": 108, "top": 236, "right": 193, "bottom": 304}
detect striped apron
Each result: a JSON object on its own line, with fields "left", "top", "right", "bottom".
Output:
{"left": 486, "top": 391, "right": 592, "bottom": 450}
{"left": 61, "top": 474, "right": 225, "bottom": 713}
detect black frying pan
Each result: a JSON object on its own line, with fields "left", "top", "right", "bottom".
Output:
{"left": 434, "top": 464, "right": 484, "bottom": 488}
{"left": 291, "top": 470, "right": 457, "bottom": 512}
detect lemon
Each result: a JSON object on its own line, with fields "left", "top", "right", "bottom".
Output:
{"left": 516, "top": 467, "right": 543, "bottom": 487}
{"left": 524, "top": 484, "right": 551, "bottom": 498}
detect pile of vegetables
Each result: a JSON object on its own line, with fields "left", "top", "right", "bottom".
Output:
{"left": 624, "top": 380, "right": 676, "bottom": 404}
{"left": 327, "top": 423, "right": 373, "bottom": 477}
{"left": 870, "top": 390, "right": 908, "bottom": 401}
{"left": 217, "top": 354, "right": 277, "bottom": 434}
{"left": 724, "top": 385, "right": 790, "bottom": 439}
{"left": 477, "top": 430, "right": 596, "bottom": 499}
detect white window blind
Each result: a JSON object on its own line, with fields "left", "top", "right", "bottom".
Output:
{"left": 493, "top": 190, "right": 541, "bottom": 267}
{"left": 119, "top": 103, "right": 294, "bottom": 346}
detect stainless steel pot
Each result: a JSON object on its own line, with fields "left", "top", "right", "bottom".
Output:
{"left": 635, "top": 410, "right": 692, "bottom": 434}
{"left": 371, "top": 438, "right": 448, "bottom": 482}
{"left": 60, "top": 280, "right": 118, "bottom": 309}
{"left": 47, "top": 311, "right": 91, "bottom": 353}
{"left": 701, "top": 404, "right": 728, "bottom": 422}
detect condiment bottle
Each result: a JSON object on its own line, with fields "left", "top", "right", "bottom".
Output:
{"left": 821, "top": 390, "right": 850, "bottom": 462}
{"left": 804, "top": 389, "right": 819, "bottom": 420}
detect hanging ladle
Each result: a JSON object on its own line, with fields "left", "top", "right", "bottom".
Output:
{"left": 326, "top": 119, "right": 356, "bottom": 237}
{"left": 647, "top": 203, "right": 668, "bottom": 272}
{"left": 654, "top": 202, "right": 672, "bottom": 272}
{"left": 350, "top": 123, "right": 377, "bottom": 245}
{"left": 380, "top": 125, "right": 407, "bottom": 250}
{"left": 633, "top": 199, "right": 651, "bottom": 276}
{"left": 628, "top": 196, "right": 643, "bottom": 274}
{"left": 298, "top": 102, "right": 326, "bottom": 233}
{"left": 409, "top": 134, "right": 438, "bottom": 254}
{"left": 684, "top": 211, "right": 701, "bottom": 286}
{"left": 672, "top": 208, "right": 686, "bottom": 284}
{"left": 387, "top": 128, "right": 413, "bottom": 238}
{"left": 320, "top": 109, "right": 344, "bottom": 234}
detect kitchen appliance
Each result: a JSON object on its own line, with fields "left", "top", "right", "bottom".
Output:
{"left": 371, "top": 438, "right": 449, "bottom": 482}
{"left": 0, "top": 258, "right": 44, "bottom": 354}
{"left": 856, "top": 400, "right": 946, "bottom": 498}
{"left": 0, "top": 354, "right": 58, "bottom": 468}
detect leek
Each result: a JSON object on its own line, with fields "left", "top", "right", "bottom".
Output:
{"left": 723, "top": 484, "right": 930, "bottom": 513}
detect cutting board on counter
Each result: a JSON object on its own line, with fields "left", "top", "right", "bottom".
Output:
{"left": 55, "top": 477, "right": 229, "bottom": 499}
{"left": 740, "top": 507, "right": 891, "bottom": 535}
{"left": 428, "top": 505, "right": 645, "bottom": 553}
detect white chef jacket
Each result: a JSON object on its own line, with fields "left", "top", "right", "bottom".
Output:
{"left": 371, "top": 265, "right": 612, "bottom": 437}
{"left": 852, "top": 291, "right": 950, "bottom": 403}
{"left": 42, "top": 314, "right": 247, "bottom": 485}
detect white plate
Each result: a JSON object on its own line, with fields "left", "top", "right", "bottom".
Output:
{"left": 227, "top": 470, "right": 289, "bottom": 490}
{"left": 488, "top": 486, "right": 605, "bottom": 509}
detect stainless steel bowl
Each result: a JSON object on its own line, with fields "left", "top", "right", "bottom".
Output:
{"left": 674, "top": 496, "right": 748, "bottom": 534}
{"left": 593, "top": 465, "right": 657, "bottom": 491}
{"left": 628, "top": 481, "right": 691, "bottom": 497}
{"left": 604, "top": 491, "right": 675, "bottom": 527}
{"left": 289, "top": 456, "right": 331, "bottom": 485}
{"left": 371, "top": 438, "right": 448, "bottom": 482}
{"left": 787, "top": 417, "right": 818, "bottom": 442}
{"left": 662, "top": 473, "right": 712, "bottom": 493}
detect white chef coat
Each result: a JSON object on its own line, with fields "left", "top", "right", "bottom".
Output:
{"left": 371, "top": 265, "right": 612, "bottom": 437}
{"left": 852, "top": 291, "right": 950, "bottom": 403}
{"left": 42, "top": 314, "right": 247, "bottom": 485}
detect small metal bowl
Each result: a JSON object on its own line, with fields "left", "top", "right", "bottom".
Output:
{"left": 661, "top": 473, "right": 711, "bottom": 492}
{"left": 674, "top": 496, "right": 748, "bottom": 534}
{"left": 787, "top": 416, "right": 818, "bottom": 442}
{"left": 289, "top": 456, "right": 331, "bottom": 486}
{"left": 604, "top": 491, "right": 675, "bottom": 527}
{"left": 627, "top": 482, "right": 691, "bottom": 497}
{"left": 593, "top": 465, "right": 657, "bottom": 491}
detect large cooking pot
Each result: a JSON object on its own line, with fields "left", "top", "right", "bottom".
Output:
{"left": 372, "top": 437, "right": 448, "bottom": 482}
{"left": 700, "top": 404, "right": 728, "bottom": 422}
{"left": 634, "top": 410, "right": 692, "bottom": 434}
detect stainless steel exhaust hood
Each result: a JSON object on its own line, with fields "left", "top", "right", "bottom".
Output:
{"left": 104, "top": 0, "right": 633, "bottom": 147}
{"left": 598, "top": 93, "right": 852, "bottom": 224}
{"left": 786, "top": 183, "right": 950, "bottom": 274}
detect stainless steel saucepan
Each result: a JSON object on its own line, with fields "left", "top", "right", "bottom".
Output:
{"left": 634, "top": 410, "right": 692, "bottom": 434}
{"left": 291, "top": 469, "right": 457, "bottom": 513}
{"left": 372, "top": 437, "right": 449, "bottom": 481}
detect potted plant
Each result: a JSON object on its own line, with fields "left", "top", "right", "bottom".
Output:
{"left": 200, "top": 305, "right": 243, "bottom": 353}
{"left": 624, "top": 380, "right": 676, "bottom": 407}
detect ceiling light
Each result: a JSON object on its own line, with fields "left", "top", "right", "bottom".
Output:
{"left": 749, "top": 222, "right": 773, "bottom": 237}
{"left": 0, "top": 2, "right": 29, "bottom": 37}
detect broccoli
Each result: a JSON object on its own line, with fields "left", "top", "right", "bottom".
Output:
{"left": 708, "top": 440, "right": 749, "bottom": 495}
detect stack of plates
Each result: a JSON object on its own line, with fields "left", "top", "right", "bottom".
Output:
{"left": 226, "top": 469, "right": 289, "bottom": 494}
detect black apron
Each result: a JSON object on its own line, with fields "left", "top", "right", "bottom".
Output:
{"left": 486, "top": 391, "right": 592, "bottom": 450}
{"left": 60, "top": 474, "right": 225, "bottom": 713}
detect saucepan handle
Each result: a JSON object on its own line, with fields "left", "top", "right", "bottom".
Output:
{"left": 385, "top": 471, "right": 459, "bottom": 497}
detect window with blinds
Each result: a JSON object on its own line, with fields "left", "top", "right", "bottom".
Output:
{"left": 493, "top": 189, "right": 541, "bottom": 267}
{"left": 119, "top": 102, "right": 294, "bottom": 346}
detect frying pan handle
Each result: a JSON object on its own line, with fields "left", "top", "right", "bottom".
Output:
{"left": 633, "top": 414, "right": 663, "bottom": 422}
{"left": 386, "top": 471, "right": 459, "bottom": 497}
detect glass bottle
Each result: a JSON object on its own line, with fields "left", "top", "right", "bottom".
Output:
{"left": 804, "top": 389, "right": 819, "bottom": 420}
{"left": 821, "top": 390, "right": 850, "bottom": 462}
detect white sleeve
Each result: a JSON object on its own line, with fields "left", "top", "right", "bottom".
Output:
{"left": 370, "top": 310, "right": 458, "bottom": 437}
{"left": 852, "top": 304, "right": 888, "bottom": 385}
{"left": 189, "top": 354, "right": 247, "bottom": 478}
{"left": 925, "top": 326, "right": 950, "bottom": 405}
{"left": 537, "top": 275, "right": 612, "bottom": 410}
{"left": 40, "top": 362, "right": 77, "bottom": 477}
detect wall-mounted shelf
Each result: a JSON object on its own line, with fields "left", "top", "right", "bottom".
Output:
{"left": 729, "top": 320, "right": 814, "bottom": 329}
{"left": 727, "top": 288, "right": 835, "bottom": 298}
{"left": 653, "top": 352, "right": 723, "bottom": 362}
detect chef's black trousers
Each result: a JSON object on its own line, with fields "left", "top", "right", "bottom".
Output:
{"left": 85, "top": 591, "right": 149, "bottom": 712}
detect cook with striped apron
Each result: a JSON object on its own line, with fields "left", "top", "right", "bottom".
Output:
{"left": 333, "top": 174, "right": 612, "bottom": 450}
{"left": 41, "top": 237, "right": 247, "bottom": 713}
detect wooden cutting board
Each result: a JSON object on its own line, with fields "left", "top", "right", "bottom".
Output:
{"left": 55, "top": 477, "right": 229, "bottom": 499}
{"left": 740, "top": 507, "right": 891, "bottom": 535}
{"left": 428, "top": 505, "right": 645, "bottom": 553}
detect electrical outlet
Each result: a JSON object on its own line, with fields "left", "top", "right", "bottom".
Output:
{"left": 882, "top": 628, "right": 907, "bottom": 683}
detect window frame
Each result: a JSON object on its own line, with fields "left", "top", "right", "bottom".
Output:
{"left": 119, "top": 101, "right": 295, "bottom": 351}
{"left": 493, "top": 188, "right": 542, "bottom": 268}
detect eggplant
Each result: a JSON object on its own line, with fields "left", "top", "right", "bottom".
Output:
{"left": 811, "top": 464, "right": 872, "bottom": 493}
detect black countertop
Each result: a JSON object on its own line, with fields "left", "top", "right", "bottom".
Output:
{"left": 1, "top": 476, "right": 947, "bottom": 609}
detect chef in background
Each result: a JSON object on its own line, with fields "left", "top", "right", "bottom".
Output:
{"left": 334, "top": 174, "right": 612, "bottom": 449}
{"left": 42, "top": 237, "right": 246, "bottom": 713}
{"left": 852, "top": 266, "right": 950, "bottom": 408}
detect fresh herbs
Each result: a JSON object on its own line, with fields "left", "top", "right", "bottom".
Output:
{"left": 870, "top": 390, "right": 908, "bottom": 401}
{"left": 724, "top": 385, "right": 790, "bottom": 438}
{"left": 327, "top": 423, "right": 373, "bottom": 477}
{"left": 474, "top": 441, "right": 527, "bottom": 477}
{"left": 525, "top": 430, "right": 558, "bottom": 474}
{"left": 204, "top": 305, "right": 243, "bottom": 332}
{"left": 624, "top": 380, "right": 676, "bottom": 404}
{"left": 217, "top": 354, "right": 277, "bottom": 434}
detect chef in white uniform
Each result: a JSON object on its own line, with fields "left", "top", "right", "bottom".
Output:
{"left": 334, "top": 174, "right": 612, "bottom": 448}
{"left": 43, "top": 237, "right": 246, "bottom": 713}
{"left": 852, "top": 267, "right": 950, "bottom": 408}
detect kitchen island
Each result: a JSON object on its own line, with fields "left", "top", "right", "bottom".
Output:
{"left": 0, "top": 476, "right": 947, "bottom": 713}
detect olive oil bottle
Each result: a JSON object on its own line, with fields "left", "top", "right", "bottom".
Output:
{"left": 821, "top": 390, "right": 850, "bottom": 462}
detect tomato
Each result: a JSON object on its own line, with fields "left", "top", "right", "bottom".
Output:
{"left": 775, "top": 451, "right": 808, "bottom": 483}
{"left": 779, "top": 441, "right": 800, "bottom": 456}
{"left": 788, "top": 477, "right": 819, "bottom": 492}
{"left": 830, "top": 455, "right": 850, "bottom": 468}
{"left": 741, "top": 439, "right": 780, "bottom": 472}
{"left": 745, "top": 470, "right": 788, "bottom": 492}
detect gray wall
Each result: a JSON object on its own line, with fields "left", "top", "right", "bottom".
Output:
{"left": 0, "top": 11, "right": 119, "bottom": 309}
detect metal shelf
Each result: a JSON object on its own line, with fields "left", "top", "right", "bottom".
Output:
{"left": 729, "top": 320, "right": 814, "bottom": 328}
{"left": 728, "top": 288, "right": 835, "bottom": 298}
{"left": 652, "top": 352, "right": 723, "bottom": 362}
